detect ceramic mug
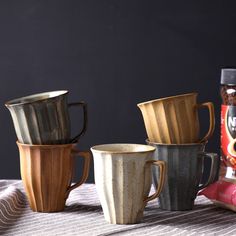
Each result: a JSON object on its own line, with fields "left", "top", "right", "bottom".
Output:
{"left": 17, "top": 141, "right": 91, "bottom": 212}
{"left": 138, "top": 93, "right": 215, "bottom": 144}
{"left": 146, "top": 140, "right": 219, "bottom": 211}
{"left": 91, "top": 143, "right": 166, "bottom": 224}
{"left": 5, "top": 90, "right": 87, "bottom": 144}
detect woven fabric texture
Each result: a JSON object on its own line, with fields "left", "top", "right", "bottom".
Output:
{"left": 0, "top": 180, "right": 235, "bottom": 236}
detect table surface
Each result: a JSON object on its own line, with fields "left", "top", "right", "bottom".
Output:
{"left": 0, "top": 180, "right": 236, "bottom": 236}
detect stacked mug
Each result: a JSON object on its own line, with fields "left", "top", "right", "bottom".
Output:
{"left": 5, "top": 90, "right": 90, "bottom": 212}
{"left": 138, "top": 93, "right": 219, "bottom": 210}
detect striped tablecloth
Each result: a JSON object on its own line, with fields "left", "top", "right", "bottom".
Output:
{"left": 0, "top": 180, "right": 236, "bottom": 236}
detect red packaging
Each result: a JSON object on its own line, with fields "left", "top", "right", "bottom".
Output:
{"left": 221, "top": 69, "right": 236, "bottom": 169}
{"left": 199, "top": 179, "right": 236, "bottom": 211}
{"left": 200, "top": 69, "right": 236, "bottom": 211}
{"left": 221, "top": 105, "right": 236, "bottom": 168}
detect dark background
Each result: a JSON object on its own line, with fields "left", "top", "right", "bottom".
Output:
{"left": 0, "top": 0, "right": 235, "bottom": 182}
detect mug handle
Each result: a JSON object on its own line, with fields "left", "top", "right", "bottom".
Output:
{"left": 196, "top": 102, "right": 215, "bottom": 143}
{"left": 198, "top": 153, "right": 218, "bottom": 190}
{"left": 143, "top": 160, "right": 166, "bottom": 204}
{"left": 68, "top": 102, "right": 88, "bottom": 143}
{"left": 66, "top": 149, "right": 91, "bottom": 196}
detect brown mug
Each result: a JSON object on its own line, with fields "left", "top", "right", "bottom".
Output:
{"left": 137, "top": 93, "right": 215, "bottom": 144}
{"left": 17, "top": 141, "right": 91, "bottom": 212}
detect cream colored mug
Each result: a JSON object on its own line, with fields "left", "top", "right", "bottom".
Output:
{"left": 91, "top": 144, "right": 166, "bottom": 224}
{"left": 137, "top": 93, "right": 215, "bottom": 144}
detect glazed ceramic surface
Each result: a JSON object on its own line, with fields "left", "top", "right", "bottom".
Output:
{"left": 17, "top": 141, "right": 91, "bottom": 212}
{"left": 6, "top": 91, "right": 87, "bottom": 144}
{"left": 91, "top": 144, "right": 166, "bottom": 224}
{"left": 138, "top": 93, "right": 215, "bottom": 144}
{"left": 146, "top": 140, "right": 218, "bottom": 211}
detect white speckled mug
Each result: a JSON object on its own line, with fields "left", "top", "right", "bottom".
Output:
{"left": 91, "top": 144, "right": 166, "bottom": 224}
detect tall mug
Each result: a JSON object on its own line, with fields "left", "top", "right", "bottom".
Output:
{"left": 138, "top": 93, "right": 215, "bottom": 144}
{"left": 91, "top": 144, "right": 166, "bottom": 224}
{"left": 17, "top": 142, "right": 91, "bottom": 212}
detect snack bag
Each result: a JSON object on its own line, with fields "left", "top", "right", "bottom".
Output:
{"left": 199, "top": 178, "right": 236, "bottom": 211}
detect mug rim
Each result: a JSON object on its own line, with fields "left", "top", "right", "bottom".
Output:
{"left": 91, "top": 143, "right": 156, "bottom": 154}
{"left": 5, "top": 90, "right": 68, "bottom": 107}
{"left": 16, "top": 141, "right": 73, "bottom": 148}
{"left": 137, "top": 92, "right": 198, "bottom": 107}
{"left": 146, "top": 139, "right": 207, "bottom": 146}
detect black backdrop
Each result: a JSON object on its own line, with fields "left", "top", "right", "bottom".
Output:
{"left": 0, "top": 1, "right": 235, "bottom": 182}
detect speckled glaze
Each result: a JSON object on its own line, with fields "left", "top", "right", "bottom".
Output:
{"left": 146, "top": 140, "right": 219, "bottom": 211}
{"left": 91, "top": 144, "right": 166, "bottom": 224}
{"left": 5, "top": 91, "right": 87, "bottom": 144}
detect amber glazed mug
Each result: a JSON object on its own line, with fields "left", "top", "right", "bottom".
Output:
{"left": 17, "top": 141, "right": 91, "bottom": 212}
{"left": 137, "top": 93, "right": 215, "bottom": 144}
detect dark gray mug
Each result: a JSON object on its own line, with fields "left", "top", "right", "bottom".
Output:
{"left": 146, "top": 140, "right": 218, "bottom": 211}
{"left": 5, "top": 90, "right": 87, "bottom": 144}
